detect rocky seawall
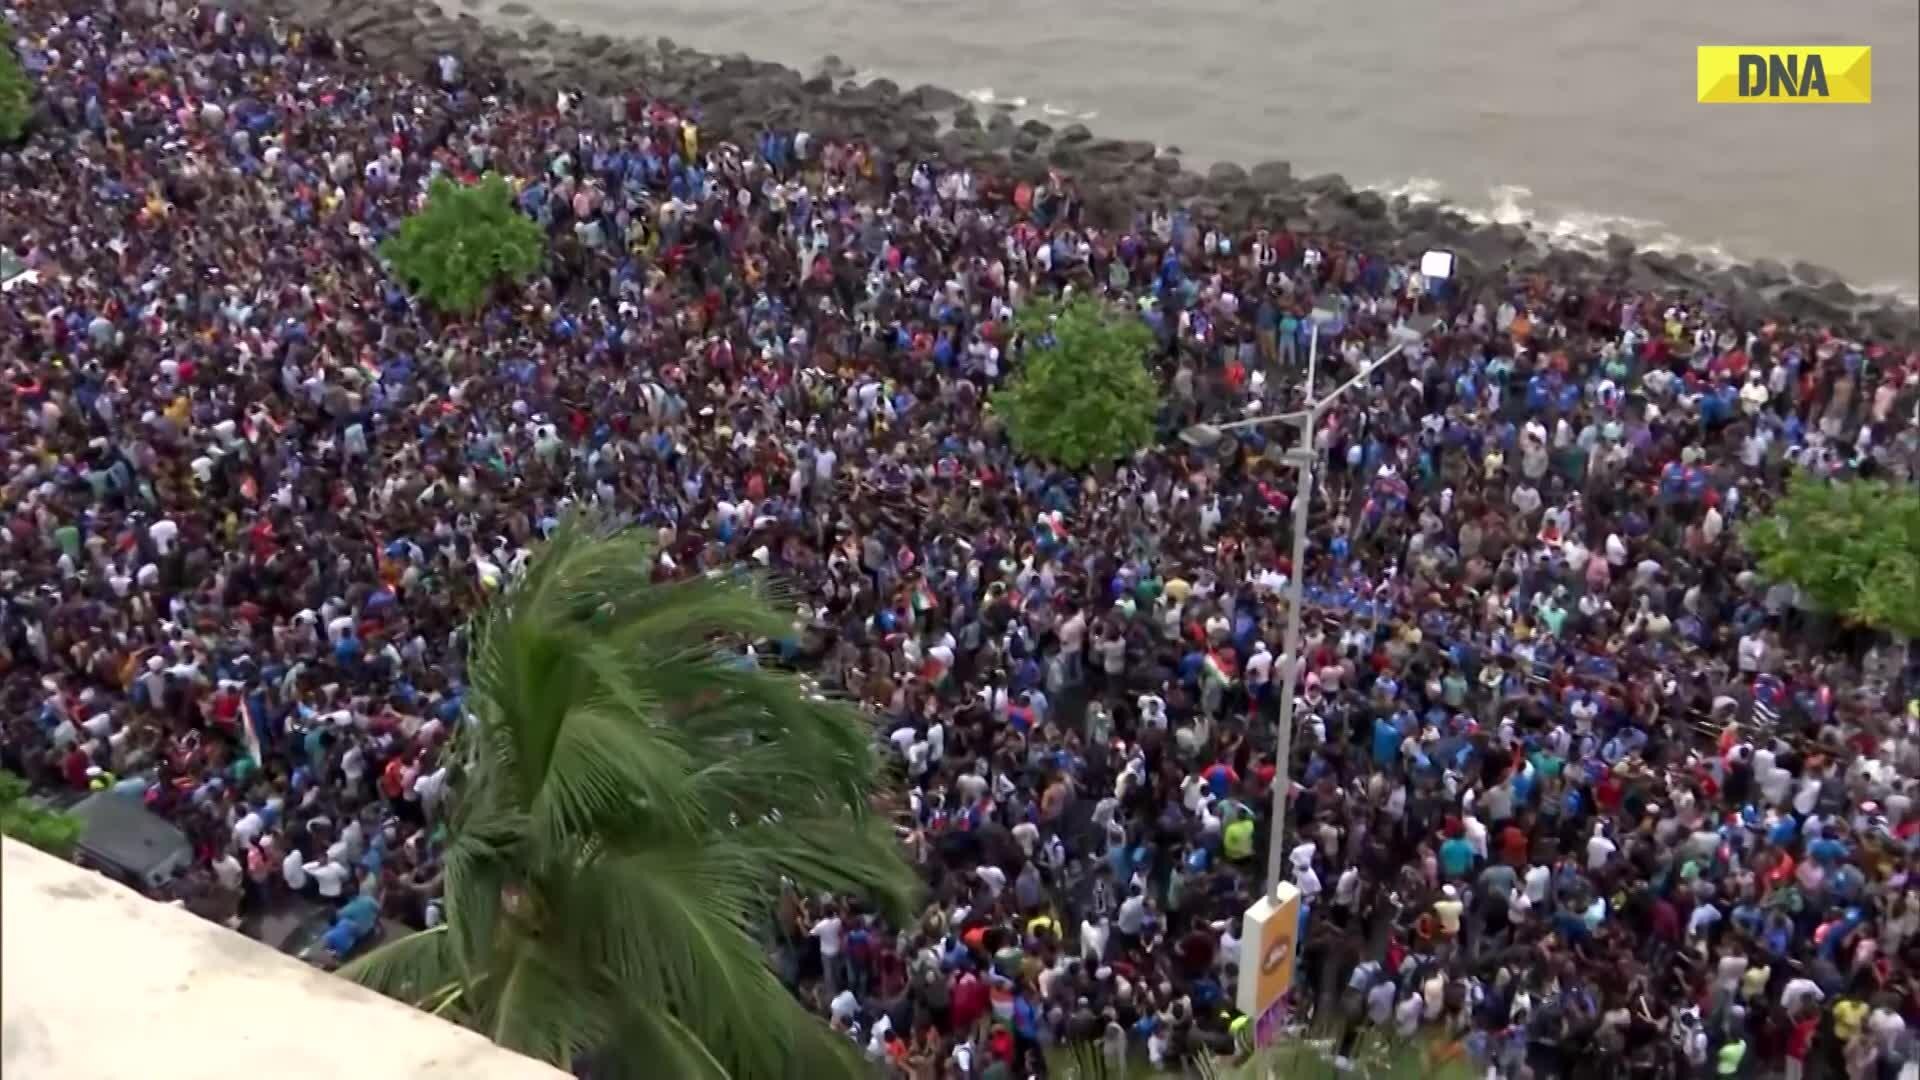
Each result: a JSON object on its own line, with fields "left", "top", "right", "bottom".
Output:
{"left": 221, "top": 0, "right": 1917, "bottom": 343}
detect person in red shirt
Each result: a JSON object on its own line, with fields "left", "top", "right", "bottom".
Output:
{"left": 987, "top": 1024, "right": 1014, "bottom": 1067}
{"left": 949, "top": 967, "right": 989, "bottom": 1034}
{"left": 63, "top": 745, "right": 93, "bottom": 790}
{"left": 1498, "top": 822, "right": 1530, "bottom": 866}
{"left": 1784, "top": 1008, "right": 1818, "bottom": 1080}
{"left": 379, "top": 755, "right": 408, "bottom": 802}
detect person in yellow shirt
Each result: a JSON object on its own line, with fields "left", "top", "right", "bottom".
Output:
{"left": 1223, "top": 815, "right": 1255, "bottom": 861}
{"left": 1832, "top": 994, "right": 1869, "bottom": 1044}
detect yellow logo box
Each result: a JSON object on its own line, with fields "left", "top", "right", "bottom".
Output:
{"left": 1699, "top": 46, "right": 1871, "bottom": 103}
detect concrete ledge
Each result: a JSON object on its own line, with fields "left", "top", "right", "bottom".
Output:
{"left": 1, "top": 839, "right": 567, "bottom": 1079}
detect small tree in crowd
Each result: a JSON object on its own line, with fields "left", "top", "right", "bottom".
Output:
{"left": 1742, "top": 472, "right": 1920, "bottom": 639}
{"left": 994, "top": 296, "right": 1162, "bottom": 469}
{"left": 0, "top": 770, "right": 82, "bottom": 858}
{"left": 1, "top": 24, "right": 32, "bottom": 144}
{"left": 380, "top": 173, "right": 544, "bottom": 314}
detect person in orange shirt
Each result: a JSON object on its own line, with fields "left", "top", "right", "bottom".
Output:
{"left": 379, "top": 754, "right": 408, "bottom": 802}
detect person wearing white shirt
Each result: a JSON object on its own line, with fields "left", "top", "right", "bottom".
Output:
{"left": 1137, "top": 694, "right": 1168, "bottom": 730}
{"left": 305, "top": 858, "right": 351, "bottom": 899}
{"left": 1394, "top": 990, "right": 1424, "bottom": 1038}
{"left": 1524, "top": 863, "right": 1552, "bottom": 905}
{"left": 212, "top": 852, "right": 243, "bottom": 891}
{"left": 1080, "top": 915, "right": 1110, "bottom": 963}
{"left": 1010, "top": 821, "right": 1040, "bottom": 859}
{"left": 889, "top": 725, "right": 917, "bottom": 758}
{"left": 1117, "top": 888, "right": 1148, "bottom": 937}
{"left": 1463, "top": 814, "right": 1489, "bottom": 861}
{"left": 1334, "top": 866, "right": 1361, "bottom": 911}
{"left": 340, "top": 817, "right": 366, "bottom": 862}
{"left": 1181, "top": 774, "right": 1207, "bottom": 813}
{"left": 1290, "top": 857, "right": 1320, "bottom": 899}
{"left": 231, "top": 809, "right": 265, "bottom": 849}
{"left": 1780, "top": 977, "right": 1824, "bottom": 1011}
{"left": 1586, "top": 824, "right": 1618, "bottom": 871}
{"left": 282, "top": 847, "right": 310, "bottom": 891}
{"left": 1245, "top": 643, "right": 1273, "bottom": 691}
{"left": 974, "top": 864, "right": 1007, "bottom": 899}
{"left": 415, "top": 766, "right": 450, "bottom": 816}
{"left": 1793, "top": 777, "right": 1822, "bottom": 817}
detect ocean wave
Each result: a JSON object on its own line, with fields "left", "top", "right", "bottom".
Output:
{"left": 965, "top": 87, "right": 1027, "bottom": 108}
{"left": 1375, "top": 177, "right": 1918, "bottom": 306}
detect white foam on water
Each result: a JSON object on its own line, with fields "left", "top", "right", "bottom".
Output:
{"left": 1038, "top": 102, "right": 1097, "bottom": 121}
{"left": 1378, "top": 176, "right": 1744, "bottom": 271}
{"left": 1371, "top": 178, "right": 1918, "bottom": 308}
{"left": 964, "top": 86, "right": 1029, "bottom": 108}
{"left": 1483, "top": 183, "right": 1532, "bottom": 227}
{"left": 1858, "top": 282, "right": 1920, "bottom": 308}
{"left": 1382, "top": 176, "right": 1446, "bottom": 205}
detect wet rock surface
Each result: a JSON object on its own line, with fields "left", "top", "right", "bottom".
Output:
{"left": 211, "top": 0, "right": 1913, "bottom": 342}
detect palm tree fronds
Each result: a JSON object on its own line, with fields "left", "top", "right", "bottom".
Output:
{"left": 480, "top": 934, "right": 615, "bottom": 1067}
{"left": 343, "top": 508, "right": 917, "bottom": 1078}
{"left": 593, "top": 1007, "right": 736, "bottom": 1080}
{"left": 528, "top": 700, "right": 696, "bottom": 851}
{"left": 340, "top": 924, "right": 462, "bottom": 1013}
{"left": 728, "top": 815, "right": 924, "bottom": 927}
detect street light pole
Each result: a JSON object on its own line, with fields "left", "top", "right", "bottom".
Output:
{"left": 1255, "top": 326, "right": 1425, "bottom": 899}
{"left": 1178, "top": 317, "right": 1433, "bottom": 899}
{"left": 1261, "top": 329, "right": 1319, "bottom": 899}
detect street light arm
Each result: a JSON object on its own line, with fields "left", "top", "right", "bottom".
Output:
{"left": 1309, "top": 341, "right": 1406, "bottom": 420}
{"left": 1211, "top": 408, "right": 1313, "bottom": 433}
{"left": 1189, "top": 337, "right": 1413, "bottom": 439}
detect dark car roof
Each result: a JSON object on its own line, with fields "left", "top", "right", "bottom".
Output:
{"left": 68, "top": 793, "right": 192, "bottom": 883}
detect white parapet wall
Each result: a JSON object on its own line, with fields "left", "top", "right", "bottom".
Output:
{"left": 1, "top": 838, "right": 569, "bottom": 1080}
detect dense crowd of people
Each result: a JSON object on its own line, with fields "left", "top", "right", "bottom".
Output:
{"left": 4, "top": 1, "right": 1920, "bottom": 1077}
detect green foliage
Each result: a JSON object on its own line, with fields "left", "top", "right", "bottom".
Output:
{"left": 1223, "top": 1030, "right": 1479, "bottom": 1080}
{"left": 992, "top": 296, "right": 1162, "bottom": 469}
{"left": 0, "top": 770, "right": 82, "bottom": 858}
{"left": 1741, "top": 472, "right": 1920, "bottom": 638}
{"left": 343, "top": 512, "right": 920, "bottom": 1079}
{"left": 0, "top": 23, "right": 31, "bottom": 144}
{"left": 379, "top": 173, "right": 545, "bottom": 314}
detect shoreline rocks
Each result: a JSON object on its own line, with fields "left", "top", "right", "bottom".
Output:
{"left": 225, "top": 0, "right": 1915, "bottom": 341}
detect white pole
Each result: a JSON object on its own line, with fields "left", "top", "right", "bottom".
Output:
{"left": 1261, "top": 333, "right": 1409, "bottom": 899}
{"left": 1262, "top": 323, "right": 1318, "bottom": 898}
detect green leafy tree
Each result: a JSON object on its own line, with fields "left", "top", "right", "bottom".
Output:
{"left": 0, "top": 770, "right": 82, "bottom": 858}
{"left": 1742, "top": 472, "right": 1920, "bottom": 638}
{"left": 344, "top": 512, "right": 919, "bottom": 1079}
{"left": 379, "top": 173, "right": 545, "bottom": 314}
{"left": 993, "top": 296, "right": 1162, "bottom": 469}
{"left": 1, "top": 23, "right": 31, "bottom": 144}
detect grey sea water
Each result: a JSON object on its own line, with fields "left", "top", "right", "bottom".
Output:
{"left": 532, "top": 0, "right": 1919, "bottom": 297}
